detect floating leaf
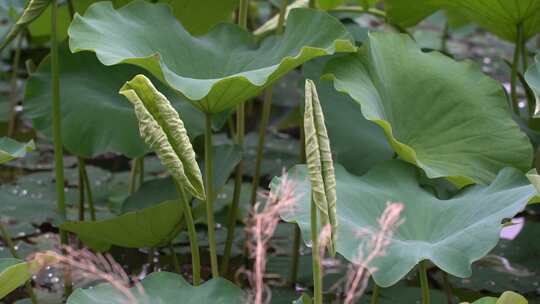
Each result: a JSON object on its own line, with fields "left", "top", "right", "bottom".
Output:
{"left": 273, "top": 160, "right": 535, "bottom": 287}
{"left": 67, "top": 271, "right": 244, "bottom": 304}
{"left": 120, "top": 74, "right": 205, "bottom": 200}
{"left": 0, "top": 137, "right": 35, "bottom": 164}
{"left": 0, "top": 0, "right": 49, "bottom": 51}
{"left": 24, "top": 44, "right": 204, "bottom": 158}
{"left": 68, "top": 1, "right": 355, "bottom": 113}
{"left": 304, "top": 79, "right": 337, "bottom": 255}
{"left": 324, "top": 32, "right": 532, "bottom": 186}
{"left": 61, "top": 200, "right": 185, "bottom": 251}
{"left": 0, "top": 258, "right": 31, "bottom": 299}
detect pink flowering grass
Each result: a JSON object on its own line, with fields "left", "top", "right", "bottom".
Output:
{"left": 343, "top": 202, "right": 404, "bottom": 304}
{"left": 244, "top": 173, "right": 300, "bottom": 304}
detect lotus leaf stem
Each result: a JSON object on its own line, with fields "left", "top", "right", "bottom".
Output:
{"left": 287, "top": 225, "right": 301, "bottom": 287}
{"left": 175, "top": 181, "right": 201, "bottom": 285}
{"left": 80, "top": 159, "right": 96, "bottom": 221}
{"left": 7, "top": 33, "right": 23, "bottom": 137}
{"left": 78, "top": 158, "right": 85, "bottom": 221}
{"left": 52, "top": 0, "right": 71, "bottom": 295}
{"left": 419, "top": 260, "right": 430, "bottom": 304}
{"left": 311, "top": 199, "right": 323, "bottom": 304}
{"left": 169, "top": 242, "right": 181, "bottom": 274}
{"left": 511, "top": 22, "right": 524, "bottom": 114}
{"left": 205, "top": 113, "right": 219, "bottom": 278}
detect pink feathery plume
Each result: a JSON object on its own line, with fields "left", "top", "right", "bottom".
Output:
{"left": 344, "top": 202, "right": 404, "bottom": 304}
{"left": 31, "top": 247, "right": 145, "bottom": 304}
{"left": 245, "top": 173, "right": 299, "bottom": 304}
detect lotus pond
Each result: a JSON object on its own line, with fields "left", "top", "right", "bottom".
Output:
{"left": 1, "top": 0, "right": 540, "bottom": 303}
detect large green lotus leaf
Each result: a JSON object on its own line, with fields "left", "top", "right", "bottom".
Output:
{"left": 324, "top": 32, "right": 532, "bottom": 186}
{"left": 67, "top": 271, "right": 244, "bottom": 304}
{"left": 68, "top": 1, "right": 356, "bottom": 113}
{"left": 303, "top": 58, "right": 393, "bottom": 176}
{"left": 24, "top": 44, "right": 204, "bottom": 158}
{"left": 273, "top": 160, "right": 536, "bottom": 287}
{"left": 0, "top": 137, "right": 34, "bottom": 164}
{"left": 61, "top": 199, "right": 185, "bottom": 251}
{"left": 0, "top": 258, "right": 31, "bottom": 299}
{"left": 386, "top": 0, "right": 540, "bottom": 42}
{"left": 446, "top": 0, "right": 540, "bottom": 42}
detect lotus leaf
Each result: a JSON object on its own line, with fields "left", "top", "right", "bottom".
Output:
{"left": 61, "top": 200, "right": 184, "bottom": 251}
{"left": 68, "top": 1, "right": 356, "bottom": 113}
{"left": 386, "top": 0, "right": 540, "bottom": 42}
{"left": 273, "top": 160, "right": 535, "bottom": 286}
{"left": 324, "top": 32, "right": 532, "bottom": 186}
{"left": 67, "top": 271, "right": 244, "bottom": 304}
{"left": 24, "top": 45, "right": 203, "bottom": 158}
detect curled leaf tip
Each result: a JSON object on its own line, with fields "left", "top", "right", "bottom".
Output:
{"left": 120, "top": 74, "right": 206, "bottom": 200}
{"left": 304, "top": 79, "right": 338, "bottom": 256}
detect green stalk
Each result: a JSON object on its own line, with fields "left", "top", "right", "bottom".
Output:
{"left": 287, "top": 225, "right": 301, "bottom": 287}
{"left": 289, "top": 114, "right": 306, "bottom": 287}
{"left": 309, "top": 0, "right": 316, "bottom": 8}
{"left": 249, "top": 0, "right": 288, "bottom": 209}
{"left": 51, "top": 0, "right": 65, "bottom": 219}
{"left": 419, "top": 261, "right": 430, "bottom": 304}
{"left": 52, "top": 0, "right": 71, "bottom": 295}
{"left": 169, "top": 242, "right": 181, "bottom": 274}
{"left": 221, "top": 103, "right": 245, "bottom": 275}
{"left": 521, "top": 30, "right": 528, "bottom": 72}
{"left": 7, "top": 33, "right": 23, "bottom": 137}
{"left": 511, "top": 23, "right": 523, "bottom": 114}
{"left": 0, "top": 223, "right": 37, "bottom": 304}
{"left": 238, "top": 0, "right": 249, "bottom": 28}
{"left": 442, "top": 272, "right": 453, "bottom": 304}
{"left": 128, "top": 157, "right": 143, "bottom": 194}
{"left": 441, "top": 22, "right": 450, "bottom": 54}
{"left": 174, "top": 181, "right": 201, "bottom": 285}
{"left": 138, "top": 157, "right": 144, "bottom": 186}
{"left": 80, "top": 159, "right": 96, "bottom": 221}
{"left": 371, "top": 282, "right": 380, "bottom": 304}
{"left": 77, "top": 158, "right": 85, "bottom": 221}
{"left": 311, "top": 199, "right": 322, "bottom": 304}
{"left": 248, "top": 85, "right": 271, "bottom": 205}
{"left": 220, "top": 0, "right": 250, "bottom": 276}
{"left": 67, "top": 0, "right": 75, "bottom": 17}
{"left": 205, "top": 113, "right": 219, "bottom": 278}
